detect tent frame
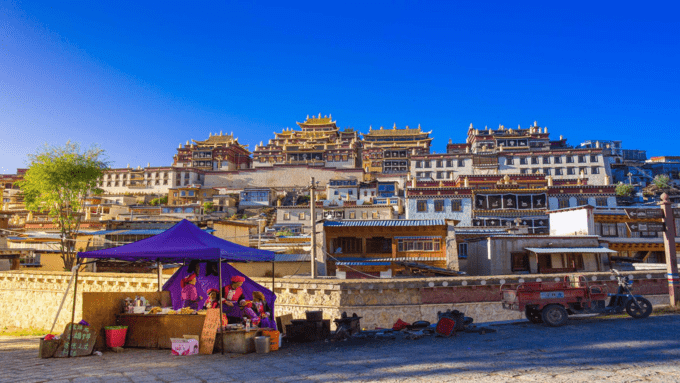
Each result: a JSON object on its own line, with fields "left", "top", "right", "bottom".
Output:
{"left": 67, "top": 257, "right": 275, "bottom": 356}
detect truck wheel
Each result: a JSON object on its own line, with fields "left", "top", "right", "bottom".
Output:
{"left": 541, "top": 305, "right": 569, "bottom": 327}
{"left": 525, "top": 307, "right": 543, "bottom": 324}
{"left": 625, "top": 297, "right": 652, "bottom": 319}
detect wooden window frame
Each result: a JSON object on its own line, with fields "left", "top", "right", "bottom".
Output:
{"left": 511, "top": 252, "right": 530, "bottom": 272}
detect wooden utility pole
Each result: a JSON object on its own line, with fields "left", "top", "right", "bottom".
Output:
{"left": 309, "top": 177, "right": 317, "bottom": 279}
{"left": 660, "top": 193, "right": 679, "bottom": 306}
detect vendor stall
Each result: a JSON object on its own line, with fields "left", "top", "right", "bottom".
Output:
{"left": 77, "top": 219, "right": 277, "bottom": 354}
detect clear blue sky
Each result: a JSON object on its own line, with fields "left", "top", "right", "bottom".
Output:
{"left": 1, "top": 1, "right": 678, "bottom": 173}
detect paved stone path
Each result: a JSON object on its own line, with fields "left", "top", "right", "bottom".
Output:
{"left": 2, "top": 315, "right": 680, "bottom": 383}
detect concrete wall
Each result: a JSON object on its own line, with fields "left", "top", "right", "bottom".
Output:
{"left": 549, "top": 208, "right": 594, "bottom": 236}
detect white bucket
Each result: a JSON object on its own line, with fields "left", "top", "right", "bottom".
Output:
{"left": 254, "top": 336, "right": 270, "bottom": 354}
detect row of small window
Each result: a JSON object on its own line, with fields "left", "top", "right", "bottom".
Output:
{"left": 557, "top": 197, "right": 609, "bottom": 209}
{"left": 415, "top": 171, "right": 454, "bottom": 179}
{"left": 397, "top": 238, "right": 441, "bottom": 252}
{"left": 598, "top": 223, "right": 663, "bottom": 238}
{"left": 415, "top": 159, "right": 466, "bottom": 168}
{"left": 161, "top": 207, "right": 195, "bottom": 214}
{"left": 104, "top": 173, "right": 170, "bottom": 179}
{"left": 331, "top": 237, "right": 442, "bottom": 254}
{"left": 283, "top": 211, "right": 380, "bottom": 220}
{"left": 518, "top": 167, "right": 600, "bottom": 175}
{"left": 333, "top": 190, "right": 378, "bottom": 197}
{"left": 507, "top": 155, "right": 598, "bottom": 165}
{"left": 415, "top": 199, "right": 463, "bottom": 212}
{"left": 242, "top": 192, "right": 269, "bottom": 202}
{"left": 102, "top": 180, "right": 169, "bottom": 187}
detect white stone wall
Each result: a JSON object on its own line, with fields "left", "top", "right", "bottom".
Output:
{"left": 497, "top": 153, "right": 612, "bottom": 185}
{"left": 549, "top": 208, "right": 594, "bottom": 236}
{"left": 410, "top": 158, "right": 473, "bottom": 180}
{"left": 405, "top": 196, "right": 472, "bottom": 225}
{"left": 204, "top": 167, "right": 365, "bottom": 189}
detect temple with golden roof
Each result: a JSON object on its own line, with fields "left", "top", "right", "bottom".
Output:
{"left": 360, "top": 123, "right": 432, "bottom": 174}
{"left": 252, "top": 114, "right": 360, "bottom": 169}
{"left": 172, "top": 131, "right": 251, "bottom": 170}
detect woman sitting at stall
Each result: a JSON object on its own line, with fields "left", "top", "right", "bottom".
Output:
{"left": 203, "top": 288, "right": 220, "bottom": 309}
{"left": 180, "top": 266, "right": 202, "bottom": 310}
{"left": 222, "top": 276, "right": 245, "bottom": 323}
{"left": 240, "top": 300, "right": 260, "bottom": 327}
{"left": 252, "top": 291, "right": 275, "bottom": 329}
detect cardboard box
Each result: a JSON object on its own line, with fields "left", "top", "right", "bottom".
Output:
{"left": 170, "top": 338, "right": 199, "bottom": 356}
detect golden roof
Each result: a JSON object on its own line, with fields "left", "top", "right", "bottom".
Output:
{"left": 297, "top": 113, "right": 337, "bottom": 127}
{"left": 192, "top": 133, "right": 249, "bottom": 148}
{"left": 364, "top": 124, "right": 431, "bottom": 136}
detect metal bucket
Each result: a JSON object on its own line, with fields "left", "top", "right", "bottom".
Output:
{"left": 254, "top": 336, "right": 270, "bottom": 354}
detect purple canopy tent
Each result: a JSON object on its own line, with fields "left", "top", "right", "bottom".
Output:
{"left": 77, "top": 219, "right": 277, "bottom": 354}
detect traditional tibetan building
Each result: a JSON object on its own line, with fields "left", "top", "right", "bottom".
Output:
{"left": 173, "top": 132, "right": 251, "bottom": 170}
{"left": 252, "top": 114, "right": 360, "bottom": 169}
{"left": 361, "top": 124, "right": 432, "bottom": 175}
{"left": 435, "top": 122, "right": 611, "bottom": 185}
{"left": 405, "top": 173, "right": 617, "bottom": 233}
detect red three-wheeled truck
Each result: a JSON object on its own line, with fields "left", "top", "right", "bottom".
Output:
{"left": 501, "top": 269, "right": 653, "bottom": 326}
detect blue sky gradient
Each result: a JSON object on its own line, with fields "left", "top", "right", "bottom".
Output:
{"left": 1, "top": 1, "right": 678, "bottom": 173}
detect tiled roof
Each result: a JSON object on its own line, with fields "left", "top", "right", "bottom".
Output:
{"left": 525, "top": 247, "right": 617, "bottom": 254}
{"left": 324, "top": 219, "right": 446, "bottom": 227}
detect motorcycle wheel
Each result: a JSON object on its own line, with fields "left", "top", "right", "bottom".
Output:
{"left": 625, "top": 297, "right": 652, "bottom": 319}
{"left": 525, "top": 307, "right": 543, "bottom": 324}
{"left": 541, "top": 305, "right": 569, "bottom": 327}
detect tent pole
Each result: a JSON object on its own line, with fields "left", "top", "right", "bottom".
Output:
{"left": 218, "top": 257, "right": 225, "bottom": 355}
{"left": 271, "top": 261, "right": 275, "bottom": 291}
{"left": 272, "top": 261, "right": 275, "bottom": 323}
{"left": 68, "top": 261, "right": 80, "bottom": 358}
{"left": 157, "top": 260, "right": 163, "bottom": 292}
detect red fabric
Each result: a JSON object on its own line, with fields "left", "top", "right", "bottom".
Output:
{"left": 435, "top": 317, "right": 456, "bottom": 337}
{"left": 207, "top": 288, "right": 219, "bottom": 295}
{"left": 392, "top": 319, "right": 410, "bottom": 331}
{"left": 222, "top": 285, "right": 243, "bottom": 303}
{"left": 231, "top": 276, "right": 245, "bottom": 283}
{"left": 180, "top": 273, "right": 196, "bottom": 288}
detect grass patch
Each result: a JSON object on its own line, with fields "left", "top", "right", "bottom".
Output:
{"left": 653, "top": 305, "right": 680, "bottom": 315}
{"left": 0, "top": 327, "right": 50, "bottom": 337}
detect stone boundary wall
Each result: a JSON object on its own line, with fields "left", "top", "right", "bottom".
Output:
{"left": 257, "top": 270, "right": 670, "bottom": 329}
{"left": 204, "top": 166, "right": 365, "bottom": 188}
{"left": 0, "top": 271, "right": 161, "bottom": 330}
{"left": 0, "top": 270, "right": 670, "bottom": 332}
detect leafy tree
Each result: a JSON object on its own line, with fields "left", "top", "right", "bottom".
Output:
{"left": 203, "top": 201, "right": 215, "bottom": 213}
{"left": 149, "top": 195, "right": 168, "bottom": 206}
{"left": 18, "top": 142, "right": 108, "bottom": 270}
{"left": 653, "top": 174, "right": 670, "bottom": 190}
{"left": 615, "top": 182, "right": 635, "bottom": 197}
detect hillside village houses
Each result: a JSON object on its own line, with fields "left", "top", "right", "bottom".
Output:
{"left": 2, "top": 114, "right": 679, "bottom": 277}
